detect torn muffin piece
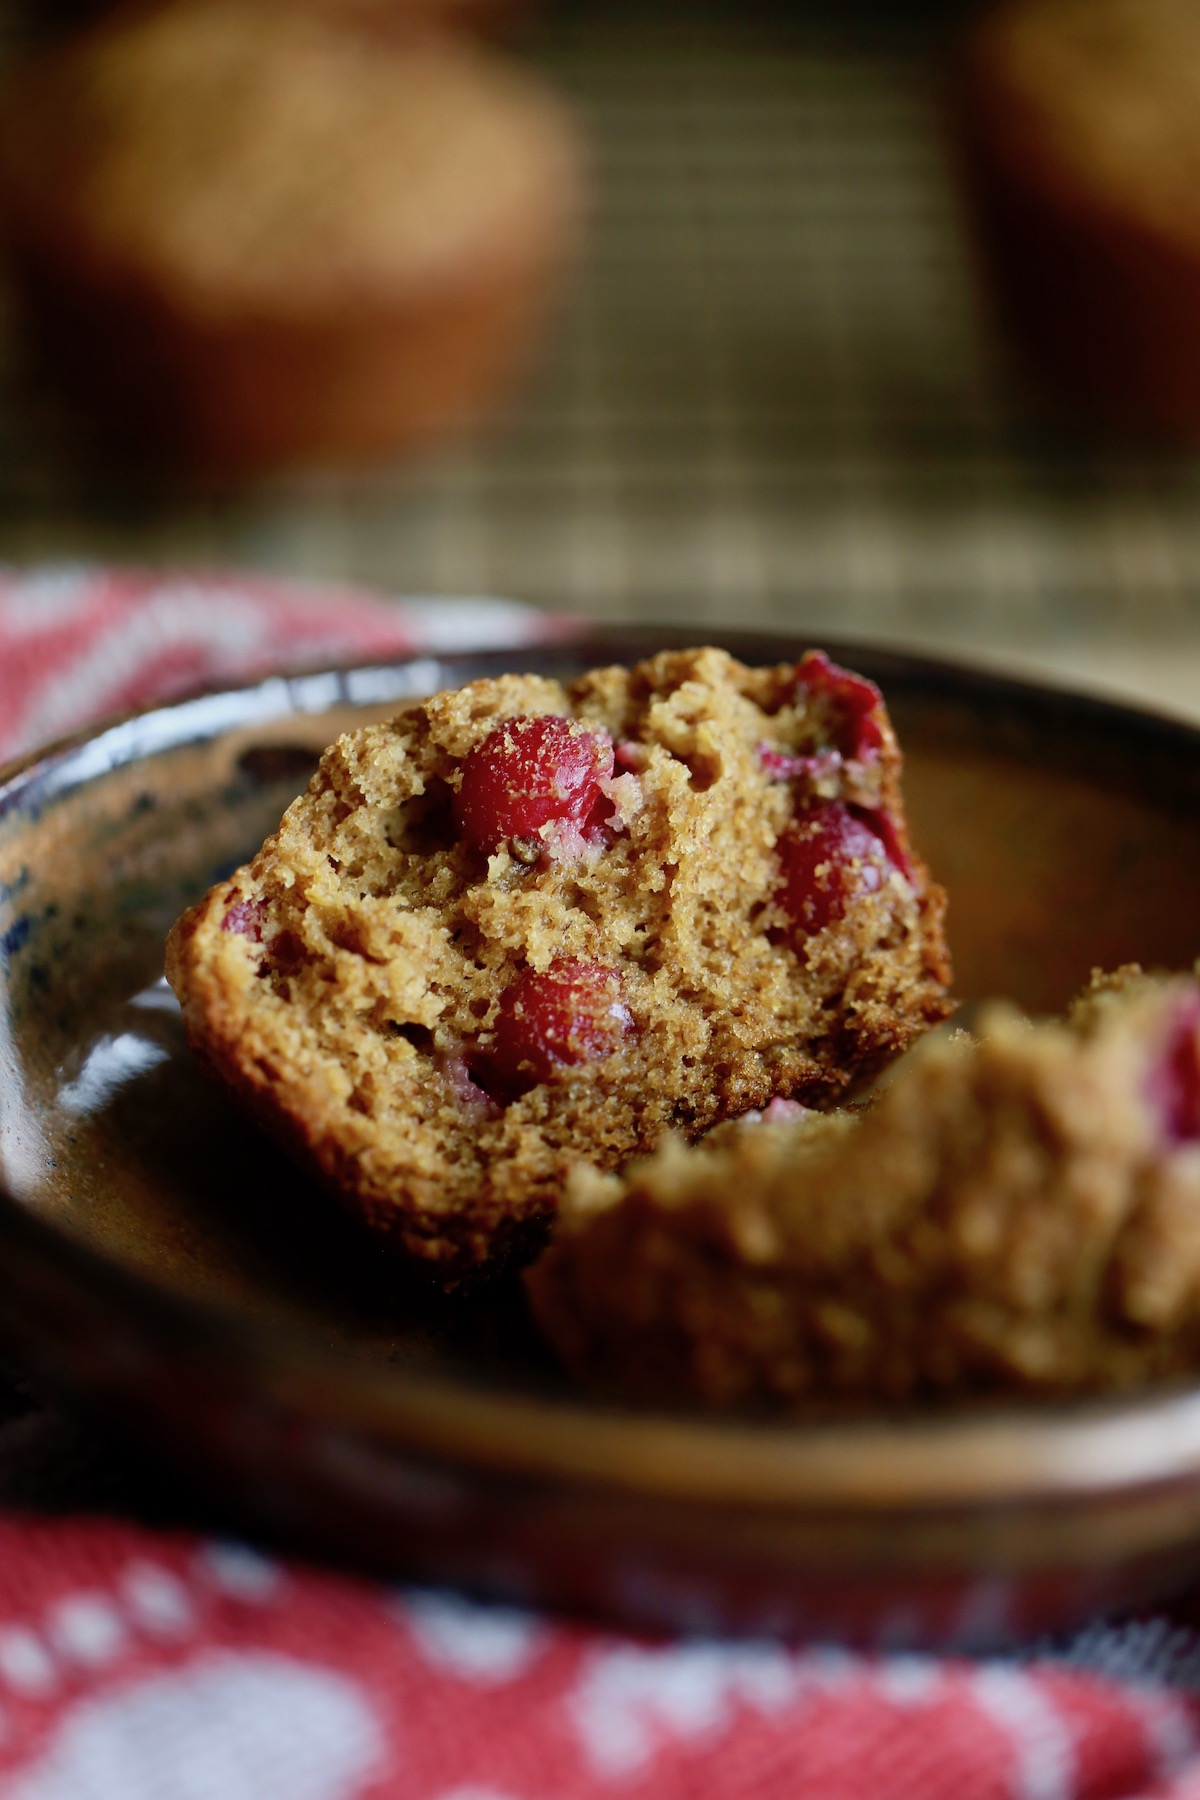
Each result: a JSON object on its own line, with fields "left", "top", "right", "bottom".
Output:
{"left": 166, "top": 645, "right": 951, "bottom": 1276}
{"left": 526, "top": 966, "right": 1200, "bottom": 1402}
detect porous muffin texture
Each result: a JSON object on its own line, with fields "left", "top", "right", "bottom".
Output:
{"left": 0, "top": 0, "right": 581, "bottom": 470}
{"left": 953, "top": 0, "right": 1200, "bottom": 436}
{"left": 526, "top": 966, "right": 1200, "bottom": 1402}
{"left": 166, "top": 646, "right": 951, "bottom": 1276}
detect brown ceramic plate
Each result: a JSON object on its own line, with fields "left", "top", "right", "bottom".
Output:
{"left": 6, "top": 625, "right": 1200, "bottom": 1650}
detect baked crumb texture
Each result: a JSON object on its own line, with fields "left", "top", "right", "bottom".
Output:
{"left": 166, "top": 647, "right": 951, "bottom": 1275}
{"left": 526, "top": 965, "right": 1200, "bottom": 1403}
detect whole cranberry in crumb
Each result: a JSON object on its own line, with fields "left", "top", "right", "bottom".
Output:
{"left": 1148, "top": 992, "right": 1200, "bottom": 1145}
{"left": 455, "top": 715, "right": 615, "bottom": 855}
{"left": 775, "top": 801, "right": 898, "bottom": 938}
{"left": 482, "top": 959, "right": 634, "bottom": 1098}
{"left": 221, "top": 898, "right": 265, "bottom": 940}
{"left": 795, "top": 650, "right": 885, "bottom": 763}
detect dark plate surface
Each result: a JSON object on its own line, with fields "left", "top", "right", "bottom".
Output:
{"left": 5, "top": 626, "right": 1200, "bottom": 1649}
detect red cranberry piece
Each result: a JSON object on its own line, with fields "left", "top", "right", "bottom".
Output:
{"left": 774, "top": 801, "right": 898, "bottom": 938}
{"left": 1147, "top": 993, "right": 1200, "bottom": 1145}
{"left": 221, "top": 898, "right": 265, "bottom": 941}
{"left": 739, "top": 1098, "right": 810, "bottom": 1127}
{"left": 481, "top": 959, "right": 634, "bottom": 1098}
{"left": 758, "top": 743, "right": 844, "bottom": 785}
{"left": 455, "top": 715, "right": 615, "bottom": 856}
{"left": 436, "top": 1049, "right": 503, "bottom": 1121}
{"left": 795, "top": 650, "right": 885, "bottom": 763}
{"left": 859, "top": 805, "right": 913, "bottom": 883}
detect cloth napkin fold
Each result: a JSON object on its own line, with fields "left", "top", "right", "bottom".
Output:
{"left": 0, "top": 567, "right": 563, "bottom": 763}
{"left": 3, "top": 565, "right": 1200, "bottom": 1800}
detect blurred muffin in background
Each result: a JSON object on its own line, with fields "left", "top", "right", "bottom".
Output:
{"left": 951, "top": 0, "right": 1200, "bottom": 439}
{"left": 0, "top": 0, "right": 582, "bottom": 474}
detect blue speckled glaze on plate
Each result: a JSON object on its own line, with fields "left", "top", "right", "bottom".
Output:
{"left": 0, "top": 914, "right": 31, "bottom": 960}
{"left": 6, "top": 627, "right": 1200, "bottom": 1648}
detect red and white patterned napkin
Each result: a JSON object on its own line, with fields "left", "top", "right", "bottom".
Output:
{"left": 3, "top": 566, "right": 1200, "bottom": 1800}
{"left": 0, "top": 567, "right": 565, "bottom": 763}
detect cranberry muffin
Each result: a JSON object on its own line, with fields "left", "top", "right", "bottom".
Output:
{"left": 166, "top": 646, "right": 951, "bottom": 1277}
{"left": 0, "top": 0, "right": 581, "bottom": 471}
{"left": 953, "top": 0, "right": 1200, "bottom": 436}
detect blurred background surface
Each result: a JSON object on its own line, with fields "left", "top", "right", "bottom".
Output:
{"left": 2, "top": 0, "right": 1200, "bottom": 716}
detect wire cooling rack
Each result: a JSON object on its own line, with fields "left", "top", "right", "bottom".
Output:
{"left": 1, "top": 0, "right": 1199, "bottom": 711}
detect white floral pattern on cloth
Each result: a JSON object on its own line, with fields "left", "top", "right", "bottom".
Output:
{"left": 0, "top": 1518, "right": 1187, "bottom": 1800}
{"left": 4, "top": 567, "right": 1200, "bottom": 1797}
